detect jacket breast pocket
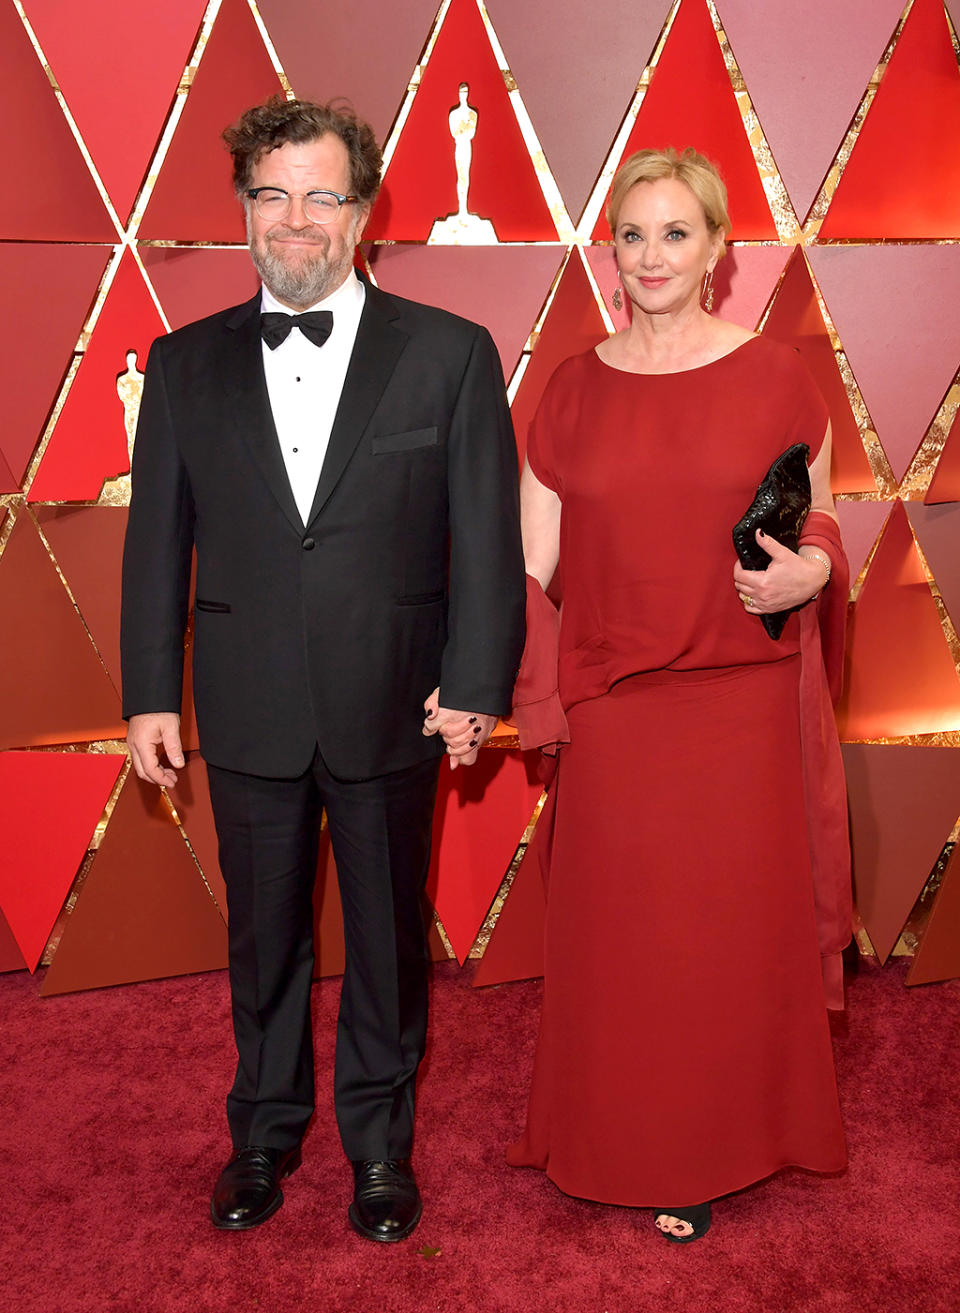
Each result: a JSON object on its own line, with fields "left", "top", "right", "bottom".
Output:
{"left": 371, "top": 427, "right": 439, "bottom": 454}
{"left": 195, "top": 598, "right": 232, "bottom": 614}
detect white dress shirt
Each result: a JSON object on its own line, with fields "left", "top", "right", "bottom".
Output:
{"left": 260, "top": 272, "right": 366, "bottom": 525}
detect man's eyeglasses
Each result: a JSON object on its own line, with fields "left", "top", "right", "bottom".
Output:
{"left": 245, "top": 187, "right": 359, "bottom": 225}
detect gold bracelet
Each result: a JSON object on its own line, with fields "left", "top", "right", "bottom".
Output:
{"left": 801, "top": 547, "right": 832, "bottom": 599}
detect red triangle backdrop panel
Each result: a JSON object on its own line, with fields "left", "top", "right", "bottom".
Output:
{"left": 426, "top": 749, "right": 542, "bottom": 963}
{"left": 510, "top": 251, "right": 608, "bottom": 467}
{"left": 34, "top": 507, "right": 129, "bottom": 694}
{"left": 808, "top": 246, "right": 960, "bottom": 484}
{"left": 837, "top": 502, "right": 960, "bottom": 740}
{"left": 364, "top": 0, "right": 558, "bottom": 241}
{"left": 590, "top": 0, "right": 777, "bottom": 241}
{"left": 472, "top": 839, "right": 545, "bottom": 987}
{"left": 926, "top": 409, "right": 960, "bottom": 505}
{"left": 0, "top": 908, "right": 27, "bottom": 974}
{"left": 834, "top": 501, "right": 891, "bottom": 586}
{"left": 165, "top": 752, "right": 227, "bottom": 916}
{"left": 0, "top": 2, "right": 112, "bottom": 240}
{"left": 0, "top": 751, "right": 124, "bottom": 970}
{"left": 715, "top": 0, "right": 906, "bottom": 224}
{"left": 0, "top": 514, "right": 125, "bottom": 750}
{"left": 22, "top": 0, "right": 206, "bottom": 224}
{"left": 484, "top": 0, "right": 670, "bottom": 225}
{"left": 140, "top": 247, "right": 260, "bottom": 329}
{"left": 907, "top": 845, "right": 960, "bottom": 986}
{"left": 819, "top": 0, "right": 960, "bottom": 240}
{"left": 138, "top": 0, "right": 284, "bottom": 242}
{"left": 0, "top": 245, "right": 110, "bottom": 486}
{"left": 842, "top": 743, "right": 960, "bottom": 964}
{"left": 40, "top": 772, "right": 228, "bottom": 995}
{"left": 905, "top": 502, "right": 960, "bottom": 636}
{"left": 366, "top": 245, "right": 565, "bottom": 379}
{"left": 0, "top": 449, "right": 16, "bottom": 496}
{"left": 761, "top": 251, "right": 874, "bottom": 494}
{"left": 257, "top": 0, "right": 439, "bottom": 147}
{"left": 29, "top": 253, "right": 166, "bottom": 502}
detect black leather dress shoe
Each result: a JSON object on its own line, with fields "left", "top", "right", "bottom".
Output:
{"left": 348, "top": 1159, "right": 422, "bottom": 1242}
{"left": 210, "top": 1145, "right": 301, "bottom": 1230}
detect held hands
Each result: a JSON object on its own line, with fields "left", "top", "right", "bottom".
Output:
{"left": 422, "top": 687, "right": 497, "bottom": 771}
{"left": 127, "top": 712, "right": 185, "bottom": 787}
{"left": 733, "top": 529, "right": 830, "bottom": 616}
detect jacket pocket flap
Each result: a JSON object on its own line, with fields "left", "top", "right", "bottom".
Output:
{"left": 372, "top": 427, "right": 439, "bottom": 454}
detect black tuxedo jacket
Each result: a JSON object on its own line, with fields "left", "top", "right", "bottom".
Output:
{"left": 120, "top": 280, "right": 525, "bottom": 780}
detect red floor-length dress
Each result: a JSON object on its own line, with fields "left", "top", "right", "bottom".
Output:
{"left": 508, "top": 337, "right": 848, "bottom": 1207}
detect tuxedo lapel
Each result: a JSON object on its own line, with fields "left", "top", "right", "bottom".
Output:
{"left": 305, "top": 284, "right": 408, "bottom": 527}
{"left": 221, "top": 294, "right": 304, "bottom": 534}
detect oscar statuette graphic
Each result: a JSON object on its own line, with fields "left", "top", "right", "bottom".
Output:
{"left": 98, "top": 349, "right": 145, "bottom": 505}
{"left": 428, "top": 83, "right": 498, "bottom": 243}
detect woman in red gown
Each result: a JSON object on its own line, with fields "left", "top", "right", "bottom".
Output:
{"left": 507, "top": 148, "right": 850, "bottom": 1242}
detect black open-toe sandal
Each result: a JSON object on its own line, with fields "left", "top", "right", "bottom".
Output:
{"left": 654, "top": 1201, "right": 712, "bottom": 1244}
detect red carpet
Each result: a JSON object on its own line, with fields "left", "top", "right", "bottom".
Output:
{"left": 2, "top": 958, "right": 958, "bottom": 1312}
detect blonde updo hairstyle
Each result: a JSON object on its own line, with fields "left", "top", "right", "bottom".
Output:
{"left": 606, "top": 146, "right": 731, "bottom": 259}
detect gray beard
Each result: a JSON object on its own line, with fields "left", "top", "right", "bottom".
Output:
{"left": 249, "top": 236, "right": 349, "bottom": 309}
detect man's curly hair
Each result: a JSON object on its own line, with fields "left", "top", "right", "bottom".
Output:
{"left": 222, "top": 95, "right": 382, "bottom": 204}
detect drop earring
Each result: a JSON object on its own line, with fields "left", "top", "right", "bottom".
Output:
{"left": 702, "top": 270, "right": 714, "bottom": 313}
{"left": 612, "top": 277, "right": 623, "bottom": 312}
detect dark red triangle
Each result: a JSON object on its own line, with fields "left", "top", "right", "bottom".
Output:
{"left": 590, "top": 0, "right": 777, "bottom": 241}
{"left": 834, "top": 501, "right": 891, "bottom": 586}
{"left": 842, "top": 743, "right": 960, "bottom": 964}
{"left": 0, "top": 907, "right": 28, "bottom": 974}
{"left": 0, "top": 2, "right": 113, "bottom": 240}
{"left": 140, "top": 247, "right": 260, "bottom": 329}
{"left": 138, "top": 0, "right": 284, "bottom": 242}
{"left": 29, "top": 252, "right": 166, "bottom": 502}
{"left": 366, "top": 244, "right": 565, "bottom": 379}
{"left": 905, "top": 502, "right": 960, "bottom": 636}
{"left": 0, "top": 513, "right": 125, "bottom": 750}
{"left": 907, "top": 844, "right": 960, "bottom": 985}
{"left": 41, "top": 771, "right": 228, "bottom": 994}
{"left": 820, "top": 0, "right": 960, "bottom": 239}
{"left": 761, "top": 250, "right": 875, "bottom": 494}
{"left": 0, "top": 245, "right": 110, "bottom": 486}
{"left": 22, "top": 0, "right": 206, "bottom": 224}
{"left": 34, "top": 507, "right": 129, "bottom": 694}
{"left": 926, "top": 408, "right": 960, "bottom": 505}
{"left": 836, "top": 501, "right": 960, "bottom": 740}
{"left": 0, "top": 751, "right": 123, "bottom": 970}
{"left": 364, "top": 0, "right": 558, "bottom": 241}
{"left": 510, "top": 251, "right": 606, "bottom": 467}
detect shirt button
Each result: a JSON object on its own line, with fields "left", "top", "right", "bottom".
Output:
{"left": 302, "top": 537, "right": 316, "bottom": 551}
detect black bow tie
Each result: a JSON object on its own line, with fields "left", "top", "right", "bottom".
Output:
{"left": 260, "top": 309, "right": 333, "bottom": 349}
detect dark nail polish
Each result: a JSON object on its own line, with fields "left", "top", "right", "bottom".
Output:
{"left": 469, "top": 739, "right": 478, "bottom": 748}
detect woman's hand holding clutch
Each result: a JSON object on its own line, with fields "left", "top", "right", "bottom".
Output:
{"left": 733, "top": 528, "right": 830, "bottom": 616}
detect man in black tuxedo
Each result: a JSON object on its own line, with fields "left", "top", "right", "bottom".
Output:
{"left": 121, "top": 97, "right": 524, "bottom": 1241}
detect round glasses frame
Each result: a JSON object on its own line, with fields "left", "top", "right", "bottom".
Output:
{"left": 245, "top": 187, "right": 359, "bottom": 225}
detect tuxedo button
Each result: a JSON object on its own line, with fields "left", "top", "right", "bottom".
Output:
{"left": 302, "top": 537, "right": 316, "bottom": 551}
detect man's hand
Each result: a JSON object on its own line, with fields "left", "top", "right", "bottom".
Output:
{"left": 127, "top": 712, "right": 185, "bottom": 787}
{"left": 422, "top": 687, "right": 497, "bottom": 771}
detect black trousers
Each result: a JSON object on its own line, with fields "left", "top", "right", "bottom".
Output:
{"left": 206, "top": 749, "right": 441, "bottom": 1160}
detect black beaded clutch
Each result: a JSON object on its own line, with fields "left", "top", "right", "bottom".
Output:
{"left": 732, "top": 442, "right": 811, "bottom": 641}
